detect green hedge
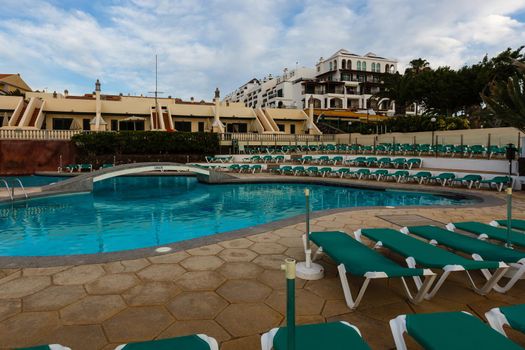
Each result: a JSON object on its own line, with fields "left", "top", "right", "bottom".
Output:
{"left": 72, "top": 131, "right": 220, "bottom": 156}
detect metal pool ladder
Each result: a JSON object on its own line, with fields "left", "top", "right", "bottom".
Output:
{"left": 0, "top": 178, "right": 28, "bottom": 200}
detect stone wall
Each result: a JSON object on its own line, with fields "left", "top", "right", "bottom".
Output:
{"left": 0, "top": 140, "right": 76, "bottom": 175}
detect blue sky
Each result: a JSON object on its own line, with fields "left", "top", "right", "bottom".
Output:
{"left": 2, "top": 0, "right": 525, "bottom": 100}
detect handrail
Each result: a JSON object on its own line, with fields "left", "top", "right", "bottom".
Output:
{"left": 11, "top": 178, "right": 28, "bottom": 199}
{"left": 0, "top": 179, "right": 13, "bottom": 200}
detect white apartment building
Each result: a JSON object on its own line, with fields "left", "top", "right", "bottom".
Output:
{"left": 224, "top": 49, "right": 398, "bottom": 115}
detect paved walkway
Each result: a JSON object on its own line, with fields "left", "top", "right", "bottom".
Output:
{"left": 1, "top": 194, "right": 525, "bottom": 349}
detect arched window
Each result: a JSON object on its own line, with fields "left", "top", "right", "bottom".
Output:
{"left": 376, "top": 63, "right": 380, "bottom": 72}
{"left": 347, "top": 60, "right": 352, "bottom": 70}
{"left": 329, "top": 61, "right": 333, "bottom": 71}
{"left": 342, "top": 60, "right": 346, "bottom": 69}
{"left": 333, "top": 60, "right": 337, "bottom": 70}
{"left": 357, "top": 61, "right": 361, "bottom": 70}
{"left": 385, "top": 64, "right": 390, "bottom": 73}
{"left": 371, "top": 63, "right": 375, "bottom": 72}
{"left": 362, "top": 62, "right": 366, "bottom": 71}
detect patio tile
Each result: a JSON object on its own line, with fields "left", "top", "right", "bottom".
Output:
{"left": 277, "top": 237, "right": 304, "bottom": 248}
{"left": 250, "top": 242, "right": 287, "bottom": 255}
{"left": 60, "top": 295, "right": 126, "bottom": 325}
{"left": 253, "top": 254, "right": 289, "bottom": 270}
{"left": 304, "top": 277, "right": 345, "bottom": 300}
{"left": 284, "top": 247, "right": 305, "bottom": 260}
{"left": 216, "top": 303, "right": 282, "bottom": 337}
{"left": 147, "top": 251, "right": 189, "bottom": 264}
{"left": 53, "top": 265, "right": 106, "bottom": 285}
{"left": 257, "top": 269, "right": 306, "bottom": 290}
{"left": 0, "top": 311, "right": 60, "bottom": 348}
{"left": 176, "top": 271, "right": 225, "bottom": 291}
{"left": 217, "top": 279, "right": 272, "bottom": 303}
{"left": 217, "top": 262, "right": 263, "bottom": 279}
{"left": 322, "top": 299, "right": 351, "bottom": 318}
{"left": 42, "top": 325, "right": 107, "bottom": 350}
{"left": 0, "top": 276, "right": 51, "bottom": 298}
{"left": 85, "top": 274, "right": 140, "bottom": 295}
{"left": 265, "top": 289, "right": 325, "bottom": 316}
{"left": 137, "top": 264, "right": 186, "bottom": 282}
{"left": 218, "top": 248, "right": 257, "bottom": 262}
{"left": 0, "top": 299, "right": 22, "bottom": 322}
{"left": 219, "top": 238, "right": 254, "bottom": 249}
{"left": 159, "top": 319, "right": 231, "bottom": 342}
{"left": 273, "top": 228, "right": 303, "bottom": 238}
{"left": 186, "top": 244, "right": 224, "bottom": 256}
{"left": 22, "top": 266, "right": 69, "bottom": 276}
{"left": 247, "top": 232, "right": 281, "bottom": 243}
{"left": 221, "top": 335, "right": 261, "bottom": 350}
{"left": 180, "top": 256, "right": 224, "bottom": 271}
{"left": 167, "top": 291, "right": 227, "bottom": 320}
{"left": 103, "top": 306, "right": 174, "bottom": 343}
{"left": 103, "top": 259, "right": 150, "bottom": 273}
{"left": 24, "top": 285, "right": 86, "bottom": 311}
{"left": 122, "top": 282, "right": 181, "bottom": 306}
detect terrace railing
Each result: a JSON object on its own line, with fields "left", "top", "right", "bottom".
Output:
{"left": 0, "top": 129, "right": 85, "bottom": 140}
{"left": 220, "top": 132, "right": 336, "bottom": 144}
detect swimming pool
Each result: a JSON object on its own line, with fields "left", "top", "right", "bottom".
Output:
{"left": 0, "top": 176, "right": 477, "bottom": 256}
{"left": 2, "top": 175, "right": 68, "bottom": 187}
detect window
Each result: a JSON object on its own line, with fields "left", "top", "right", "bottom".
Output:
{"left": 329, "top": 62, "right": 332, "bottom": 71}
{"left": 356, "top": 61, "right": 361, "bottom": 70}
{"left": 110, "top": 120, "right": 118, "bottom": 131}
{"left": 119, "top": 120, "right": 145, "bottom": 131}
{"left": 347, "top": 60, "right": 352, "bottom": 70}
{"left": 226, "top": 123, "right": 247, "bottom": 133}
{"left": 376, "top": 63, "right": 380, "bottom": 72}
{"left": 52, "top": 118, "right": 73, "bottom": 130}
{"left": 83, "top": 119, "right": 91, "bottom": 131}
{"left": 362, "top": 62, "right": 366, "bottom": 71}
{"left": 342, "top": 60, "right": 346, "bottom": 69}
{"left": 290, "top": 124, "right": 296, "bottom": 134}
{"left": 277, "top": 89, "right": 283, "bottom": 97}
{"left": 333, "top": 60, "right": 337, "bottom": 70}
{"left": 371, "top": 63, "right": 375, "bottom": 72}
{"left": 341, "top": 73, "right": 351, "bottom": 81}
{"left": 277, "top": 124, "right": 285, "bottom": 132}
{"left": 174, "top": 121, "right": 192, "bottom": 132}
{"left": 198, "top": 122, "right": 205, "bottom": 132}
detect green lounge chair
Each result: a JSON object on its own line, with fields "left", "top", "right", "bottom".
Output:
{"left": 78, "top": 164, "right": 92, "bottom": 172}
{"left": 469, "top": 144, "right": 487, "bottom": 158}
{"left": 488, "top": 145, "right": 507, "bottom": 159}
{"left": 64, "top": 164, "right": 77, "bottom": 173}
{"left": 390, "top": 311, "right": 523, "bottom": 350}
{"left": 451, "top": 174, "right": 482, "bottom": 189}
{"left": 100, "top": 163, "right": 114, "bottom": 169}
{"left": 332, "top": 168, "right": 351, "bottom": 178}
{"left": 490, "top": 219, "right": 525, "bottom": 232}
{"left": 447, "top": 221, "right": 525, "bottom": 248}
{"left": 318, "top": 167, "right": 332, "bottom": 177}
{"left": 115, "top": 334, "right": 219, "bottom": 350}
{"left": 377, "top": 157, "right": 392, "bottom": 168}
{"left": 250, "top": 164, "right": 263, "bottom": 173}
{"left": 228, "top": 164, "right": 240, "bottom": 172}
{"left": 369, "top": 169, "right": 389, "bottom": 181}
{"left": 277, "top": 165, "right": 293, "bottom": 175}
{"left": 364, "top": 157, "right": 378, "bottom": 166}
{"left": 205, "top": 156, "right": 217, "bottom": 163}
{"left": 261, "top": 321, "right": 371, "bottom": 350}
{"left": 274, "top": 155, "right": 285, "bottom": 163}
{"left": 356, "top": 228, "right": 507, "bottom": 299}
{"left": 405, "top": 171, "right": 431, "bottom": 184}
{"left": 346, "top": 156, "right": 366, "bottom": 166}
{"left": 298, "top": 155, "right": 313, "bottom": 164}
{"left": 315, "top": 156, "right": 330, "bottom": 164}
{"left": 330, "top": 156, "right": 344, "bottom": 165}
{"left": 308, "top": 231, "right": 435, "bottom": 309}
{"left": 354, "top": 168, "right": 371, "bottom": 180}
{"left": 262, "top": 155, "right": 273, "bottom": 163}
{"left": 392, "top": 158, "right": 407, "bottom": 168}
{"left": 292, "top": 166, "right": 305, "bottom": 176}
{"left": 486, "top": 304, "right": 525, "bottom": 337}
{"left": 239, "top": 164, "right": 250, "bottom": 173}
{"left": 478, "top": 176, "right": 512, "bottom": 192}
{"left": 404, "top": 225, "right": 525, "bottom": 293}
{"left": 18, "top": 345, "right": 70, "bottom": 350}
{"left": 428, "top": 172, "right": 455, "bottom": 186}
{"left": 243, "top": 155, "right": 261, "bottom": 163}
{"left": 306, "top": 166, "right": 319, "bottom": 176}
{"left": 383, "top": 170, "right": 409, "bottom": 183}
{"left": 405, "top": 158, "right": 421, "bottom": 169}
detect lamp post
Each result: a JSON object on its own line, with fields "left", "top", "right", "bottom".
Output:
{"left": 296, "top": 188, "right": 324, "bottom": 280}
{"left": 505, "top": 143, "right": 516, "bottom": 248}
{"left": 430, "top": 117, "right": 437, "bottom": 156}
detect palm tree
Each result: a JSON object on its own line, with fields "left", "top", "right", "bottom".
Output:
{"left": 405, "top": 58, "right": 431, "bottom": 75}
{"left": 375, "top": 73, "right": 414, "bottom": 116}
{"left": 481, "top": 60, "right": 525, "bottom": 131}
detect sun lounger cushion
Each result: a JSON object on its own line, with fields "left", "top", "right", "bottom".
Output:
{"left": 453, "top": 221, "right": 525, "bottom": 247}
{"left": 496, "top": 219, "right": 525, "bottom": 231}
{"left": 118, "top": 335, "right": 211, "bottom": 350}
{"left": 361, "top": 228, "right": 499, "bottom": 270}
{"left": 499, "top": 304, "right": 525, "bottom": 333}
{"left": 272, "top": 322, "right": 371, "bottom": 350}
{"left": 309, "top": 231, "right": 423, "bottom": 277}
{"left": 406, "top": 312, "right": 523, "bottom": 350}
{"left": 407, "top": 226, "right": 525, "bottom": 263}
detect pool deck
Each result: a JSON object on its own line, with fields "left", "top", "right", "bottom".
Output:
{"left": 0, "top": 179, "right": 524, "bottom": 349}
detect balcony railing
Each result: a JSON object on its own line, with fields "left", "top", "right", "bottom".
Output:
{"left": 220, "top": 132, "right": 336, "bottom": 143}
{"left": 0, "top": 129, "right": 85, "bottom": 140}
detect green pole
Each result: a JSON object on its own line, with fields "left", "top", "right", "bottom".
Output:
{"left": 506, "top": 187, "right": 513, "bottom": 249}
{"left": 282, "top": 258, "right": 296, "bottom": 350}
{"left": 305, "top": 188, "right": 310, "bottom": 253}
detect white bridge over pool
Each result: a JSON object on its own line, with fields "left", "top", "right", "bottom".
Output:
{"left": 42, "top": 162, "right": 238, "bottom": 193}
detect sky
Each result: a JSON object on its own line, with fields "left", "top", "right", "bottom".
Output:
{"left": 2, "top": 0, "right": 525, "bottom": 100}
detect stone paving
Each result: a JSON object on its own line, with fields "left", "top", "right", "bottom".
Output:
{"left": 1, "top": 193, "right": 525, "bottom": 349}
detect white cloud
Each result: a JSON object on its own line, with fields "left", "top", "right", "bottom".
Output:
{"left": 1, "top": 0, "right": 525, "bottom": 98}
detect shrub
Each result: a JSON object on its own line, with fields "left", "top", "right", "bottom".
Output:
{"left": 72, "top": 131, "right": 220, "bottom": 157}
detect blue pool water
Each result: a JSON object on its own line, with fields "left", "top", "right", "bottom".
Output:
{"left": 0, "top": 176, "right": 477, "bottom": 256}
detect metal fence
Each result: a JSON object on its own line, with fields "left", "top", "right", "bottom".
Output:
{"left": 220, "top": 132, "right": 336, "bottom": 143}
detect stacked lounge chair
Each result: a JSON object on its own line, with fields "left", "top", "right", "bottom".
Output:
{"left": 447, "top": 221, "right": 525, "bottom": 248}
{"left": 486, "top": 304, "right": 525, "bottom": 337}
{"left": 490, "top": 219, "right": 525, "bottom": 232}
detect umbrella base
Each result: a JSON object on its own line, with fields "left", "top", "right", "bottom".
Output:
{"left": 296, "top": 261, "right": 324, "bottom": 280}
